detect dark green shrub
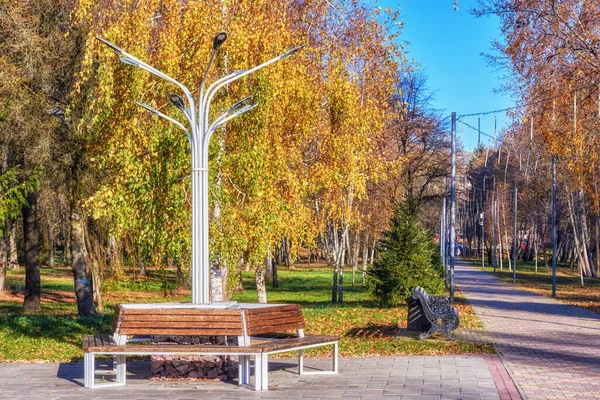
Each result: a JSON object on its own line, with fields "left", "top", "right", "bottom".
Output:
{"left": 367, "top": 202, "right": 444, "bottom": 307}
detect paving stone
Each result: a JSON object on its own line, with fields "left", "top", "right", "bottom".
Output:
{"left": 455, "top": 259, "right": 600, "bottom": 399}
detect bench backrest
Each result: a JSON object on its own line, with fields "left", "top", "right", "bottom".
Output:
{"left": 243, "top": 304, "right": 305, "bottom": 336}
{"left": 112, "top": 303, "right": 306, "bottom": 343}
{"left": 113, "top": 305, "right": 245, "bottom": 337}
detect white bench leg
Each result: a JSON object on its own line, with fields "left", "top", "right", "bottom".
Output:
{"left": 261, "top": 353, "right": 268, "bottom": 390}
{"left": 238, "top": 356, "right": 251, "bottom": 386}
{"left": 84, "top": 352, "right": 95, "bottom": 388}
{"left": 254, "top": 354, "right": 262, "bottom": 390}
{"left": 294, "top": 342, "right": 339, "bottom": 376}
{"left": 298, "top": 349, "right": 304, "bottom": 375}
{"left": 116, "top": 354, "right": 126, "bottom": 384}
{"left": 333, "top": 342, "right": 338, "bottom": 373}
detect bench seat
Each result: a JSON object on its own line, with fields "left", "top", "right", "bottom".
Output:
{"left": 83, "top": 303, "right": 339, "bottom": 391}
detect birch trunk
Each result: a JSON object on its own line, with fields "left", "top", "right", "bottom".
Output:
{"left": 255, "top": 264, "right": 267, "bottom": 304}
{"left": 369, "top": 238, "right": 376, "bottom": 267}
{"left": 339, "top": 225, "right": 348, "bottom": 304}
{"left": 578, "top": 189, "right": 596, "bottom": 277}
{"left": 47, "top": 221, "right": 54, "bottom": 268}
{"left": 70, "top": 207, "right": 95, "bottom": 316}
{"left": 501, "top": 194, "right": 512, "bottom": 271}
{"left": 351, "top": 231, "right": 359, "bottom": 287}
{"left": 210, "top": 262, "right": 224, "bottom": 302}
{"left": 9, "top": 222, "right": 18, "bottom": 269}
{"left": 361, "top": 230, "right": 369, "bottom": 282}
{"left": 331, "top": 225, "right": 339, "bottom": 303}
{"left": 566, "top": 191, "right": 586, "bottom": 286}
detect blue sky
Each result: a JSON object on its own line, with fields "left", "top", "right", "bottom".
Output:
{"left": 379, "top": 0, "right": 513, "bottom": 151}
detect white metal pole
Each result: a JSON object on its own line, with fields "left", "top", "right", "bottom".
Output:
{"left": 450, "top": 112, "right": 456, "bottom": 303}
{"left": 97, "top": 36, "right": 303, "bottom": 305}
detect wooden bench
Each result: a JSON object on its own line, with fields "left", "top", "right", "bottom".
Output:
{"left": 411, "top": 286, "right": 460, "bottom": 339}
{"left": 82, "top": 303, "right": 338, "bottom": 390}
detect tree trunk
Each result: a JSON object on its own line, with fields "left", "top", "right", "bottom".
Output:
{"left": 352, "top": 231, "right": 359, "bottom": 287}
{"left": 265, "top": 250, "right": 273, "bottom": 283}
{"left": 70, "top": 207, "right": 95, "bottom": 316}
{"left": 83, "top": 223, "right": 104, "bottom": 313}
{"left": 22, "top": 193, "right": 40, "bottom": 313}
{"left": 272, "top": 258, "right": 279, "bottom": 289}
{"left": 236, "top": 257, "right": 244, "bottom": 291}
{"left": 47, "top": 221, "right": 54, "bottom": 268}
{"left": 361, "top": 230, "right": 369, "bottom": 282}
{"left": 498, "top": 203, "right": 504, "bottom": 270}
{"left": 369, "top": 238, "right": 376, "bottom": 267}
{"left": 0, "top": 230, "right": 8, "bottom": 294}
{"left": 210, "top": 263, "right": 224, "bottom": 302}
{"left": 331, "top": 225, "right": 339, "bottom": 303}
{"left": 501, "top": 194, "right": 512, "bottom": 271}
{"left": 578, "top": 189, "right": 596, "bottom": 277}
{"left": 338, "top": 226, "right": 348, "bottom": 304}
{"left": 565, "top": 191, "right": 586, "bottom": 286}
{"left": 9, "top": 221, "right": 18, "bottom": 269}
{"left": 65, "top": 224, "right": 71, "bottom": 267}
{"left": 255, "top": 264, "right": 267, "bottom": 304}
{"left": 596, "top": 217, "right": 600, "bottom": 276}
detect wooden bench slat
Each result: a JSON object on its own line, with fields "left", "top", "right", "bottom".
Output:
{"left": 121, "top": 315, "right": 243, "bottom": 323}
{"left": 247, "top": 322, "right": 306, "bottom": 335}
{"left": 121, "top": 308, "right": 242, "bottom": 316}
{"left": 246, "top": 316, "right": 304, "bottom": 328}
{"left": 120, "top": 321, "right": 242, "bottom": 329}
{"left": 245, "top": 310, "right": 303, "bottom": 322}
{"left": 119, "top": 328, "right": 244, "bottom": 336}
{"left": 244, "top": 304, "right": 300, "bottom": 315}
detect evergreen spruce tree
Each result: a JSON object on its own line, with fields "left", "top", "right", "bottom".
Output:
{"left": 367, "top": 201, "right": 444, "bottom": 307}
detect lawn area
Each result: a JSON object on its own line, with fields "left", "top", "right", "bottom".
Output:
{"left": 0, "top": 264, "right": 493, "bottom": 362}
{"left": 477, "top": 258, "right": 600, "bottom": 315}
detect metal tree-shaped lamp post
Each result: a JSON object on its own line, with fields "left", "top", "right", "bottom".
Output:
{"left": 98, "top": 33, "right": 304, "bottom": 304}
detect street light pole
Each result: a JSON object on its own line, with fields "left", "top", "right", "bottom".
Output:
{"left": 552, "top": 156, "right": 557, "bottom": 297}
{"left": 482, "top": 176, "right": 486, "bottom": 269}
{"left": 450, "top": 112, "right": 456, "bottom": 303}
{"left": 513, "top": 177, "right": 518, "bottom": 285}
{"left": 492, "top": 176, "right": 497, "bottom": 273}
{"left": 98, "top": 34, "right": 304, "bottom": 304}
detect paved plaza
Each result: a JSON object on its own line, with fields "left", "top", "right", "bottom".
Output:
{"left": 455, "top": 259, "right": 600, "bottom": 399}
{"left": 0, "top": 355, "right": 507, "bottom": 400}
{"left": 4, "top": 259, "right": 600, "bottom": 399}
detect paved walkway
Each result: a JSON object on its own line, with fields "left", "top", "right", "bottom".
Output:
{"left": 0, "top": 355, "right": 505, "bottom": 399}
{"left": 455, "top": 258, "right": 600, "bottom": 399}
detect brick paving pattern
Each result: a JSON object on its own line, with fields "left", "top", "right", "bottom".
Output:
{"left": 455, "top": 259, "right": 600, "bottom": 399}
{"left": 0, "top": 355, "right": 503, "bottom": 399}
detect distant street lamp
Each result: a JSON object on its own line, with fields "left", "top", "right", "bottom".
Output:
{"left": 98, "top": 34, "right": 304, "bottom": 304}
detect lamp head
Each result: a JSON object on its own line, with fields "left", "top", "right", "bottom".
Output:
{"left": 213, "top": 32, "right": 227, "bottom": 50}
{"left": 228, "top": 96, "right": 253, "bottom": 113}
{"left": 280, "top": 44, "right": 306, "bottom": 59}
{"left": 120, "top": 57, "right": 140, "bottom": 67}
{"left": 96, "top": 37, "right": 125, "bottom": 55}
{"left": 169, "top": 93, "right": 186, "bottom": 111}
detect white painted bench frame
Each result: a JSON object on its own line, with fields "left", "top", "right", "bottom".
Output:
{"left": 84, "top": 348, "right": 262, "bottom": 389}
{"left": 83, "top": 305, "right": 339, "bottom": 391}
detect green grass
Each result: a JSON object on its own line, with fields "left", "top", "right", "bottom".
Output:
{"left": 0, "top": 264, "right": 493, "bottom": 362}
